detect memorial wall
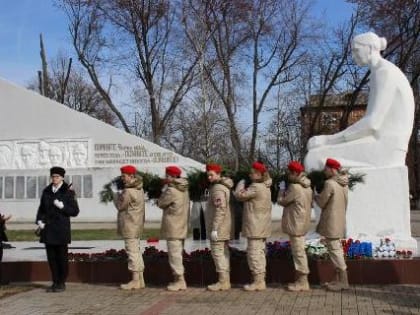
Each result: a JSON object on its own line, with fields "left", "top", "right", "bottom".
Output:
{"left": 0, "top": 78, "right": 203, "bottom": 222}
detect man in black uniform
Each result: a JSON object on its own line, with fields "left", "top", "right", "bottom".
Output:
{"left": 36, "top": 167, "right": 79, "bottom": 292}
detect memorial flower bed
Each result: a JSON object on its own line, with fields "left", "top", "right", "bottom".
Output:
{"left": 2, "top": 240, "right": 420, "bottom": 284}
{"left": 68, "top": 246, "right": 215, "bottom": 264}
{"left": 68, "top": 249, "right": 128, "bottom": 262}
{"left": 342, "top": 238, "right": 373, "bottom": 259}
{"left": 305, "top": 238, "right": 374, "bottom": 261}
{"left": 66, "top": 237, "right": 416, "bottom": 264}
{"left": 372, "top": 238, "right": 413, "bottom": 259}
{"left": 266, "top": 240, "right": 292, "bottom": 259}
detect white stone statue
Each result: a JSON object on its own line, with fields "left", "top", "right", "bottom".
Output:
{"left": 305, "top": 32, "right": 415, "bottom": 170}
{"left": 304, "top": 32, "right": 416, "bottom": 253}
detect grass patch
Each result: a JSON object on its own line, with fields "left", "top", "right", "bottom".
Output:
{"left": 6, "top": 229, "right": 161, "bottom": 241}
{"left": 0, "top": 284, "right": 41, "bottom": 299}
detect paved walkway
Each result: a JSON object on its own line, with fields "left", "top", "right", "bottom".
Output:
{"left": 1, "top": 283, "right": 420, "bottom": 314}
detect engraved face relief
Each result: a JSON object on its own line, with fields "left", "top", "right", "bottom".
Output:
{"left": 72, "top": 143, "right": 88, "bottom": 166}
{"left": 49, "top": 146, "right": 64, "bottom": 166}
{"left": 0, "top": 145, "right": 12, "bottom": 168}
{"left": 20, "top": 145, "right": 38, "bottom": 169}
{"left": 38, "top": 141, "right": 51, "bottom": 167}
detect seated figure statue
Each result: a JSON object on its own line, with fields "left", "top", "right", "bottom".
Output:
{"left": 305, "top": 32, "right": 415, "bottom": 171}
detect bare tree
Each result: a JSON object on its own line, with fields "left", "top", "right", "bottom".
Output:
{"left": 59, "top": 0, "right": 131, "bottom": 132}
{"left": 246, "top": 0, "right": 312, "bottom": 162}
{"left": 164, "top": 95, "right": 233, "bottom": 165}
{"left": 30, "top": 51, "right": 118, "bottom": 126}
{"left": 38, "top": 33, "right": 72, "bottom": 102}
{"left": 184, "top": 0, "right": 253, "bottom": 169}
{"left": 32, "top": 33, "right": 117, "bottom": 125}
{"left": 59, "top": 0, "right": 204, "bottom": 144}
{"left": 263, "top": 90, "right": 302, "bottom": 170}
{"left": 310, "top": 15, "right": 360, "bottom": 136}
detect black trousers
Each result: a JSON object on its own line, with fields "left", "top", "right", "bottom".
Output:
{"left": 0, "top": 242, "right": 3, "bottom": 285}
{"left": 45, "top": 244, "right": 68, "bottom": 284}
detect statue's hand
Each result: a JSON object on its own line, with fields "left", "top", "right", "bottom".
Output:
{"left": 307, "top": 135, "right": 327, "bottom": 149}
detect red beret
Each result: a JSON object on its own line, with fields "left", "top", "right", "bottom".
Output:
{"left": 252, "top": 161, "right": 267, "bottom": 173}
{"left": 206, "top": 163, "right": 222, "bottom": 174}
{"left": 288, "top": 161, "right": 304, "bottom": 174}
{"left": 325, "top": 158, "right": 341, "bottom": 170}
{"left": 120, "top": 165, "right": 137, "bottom": 174}
{"left": 166, "top": 165, "right": 182, "bottom": 177}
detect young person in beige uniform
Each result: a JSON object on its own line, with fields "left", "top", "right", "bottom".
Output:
{"left": 157, "top": 166, "right": 190, "bottom": 291}
{"left": 205, "top": 164, "right": 234, "bottom": 291}
{"left": 234, "top": 162, "right": 272, "bottom": 291}
{"left": 278, "top": 161, "right": 313, "bottom": 291}
{"left": 314, "top": 158, "right": 349, "bottom": 291}
{"left": 113, "top": 165, "right": 145, "bottom": 290}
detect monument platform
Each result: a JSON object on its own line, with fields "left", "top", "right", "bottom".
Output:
{"left": 347, "top": 166, "right": 417, "bottom": 252}
{"left": 2, "top": 237, "right": 420, "bottom": 285}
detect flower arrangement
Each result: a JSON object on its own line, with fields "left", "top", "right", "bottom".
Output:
{"left": 342, "top": 238, "right": 373, "bottom": 259}
{"left": 373, "top": 238, "right": 396, "bottom": 258}
{"left": 68, "top": 249, "right": 128, "bottom": 262}
{"left": 186, "top": 169, "right": 210, "bottom": 202}
{"left": 372, "top": 238, "right": 414, "bottom": 259}
{"left": 308, "top": 170, "right": 365, "bottom": 193}
{"left": 227, "top": 246, "right": 246, "bottom": 259}
{"left": 396, "top": 250, "right": 413, "bottom": 259}
{"left": 306, "top": 243, "right": 329, "bottom": 260}
{"left": 266, "top": 241, "right": 292, "bottom": 259}
{"left": 100, "top": 172, "right": 163, "bottom": 203}
{"left": 143, "top": 246, "right": 168, "bottom": 261}
{"left": 100, "top": 168, "right": 364, "bottom": 203}
{"left": 183, "top": 247, "right": 213, "bottom": 261}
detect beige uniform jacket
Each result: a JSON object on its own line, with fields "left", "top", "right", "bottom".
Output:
{"left": 234, "top": 178, "right": 272, "bottom": 238}
{"left": 278, "top": 174, "right": 313, "bottom": 236}
{"left": 205, "top": 177, "right": 234, "bottom": 241}
{"left": 315, "top": 173, "right": 349, "bottom": 239}
{"left": 113, "top": 176, "right": 145, "bottom": 239}
{"left": 157, "top": 178, "right": 190, "bottom": 240}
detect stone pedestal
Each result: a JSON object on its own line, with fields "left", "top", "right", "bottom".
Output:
{"left": 346, "top": 166, "right": 417, "bottom": 252}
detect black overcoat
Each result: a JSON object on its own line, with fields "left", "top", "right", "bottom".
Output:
{"left": 35, "top": 182, "right": 79, "bottom": 245}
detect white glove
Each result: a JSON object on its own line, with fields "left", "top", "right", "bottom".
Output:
{"left": 210, "top": 230, "right": 218, "bottom": 242}
{"left": 237, "top": 179, "right": 246, "bottom": 189}
{"left": 37, "top": 220, "right": 45, "bottom": 229}
{"left": 110, "top": 183, "right": 120, "bottom": 194}
{"left": 53, "top": 199, "right": 64, "bottom": 209}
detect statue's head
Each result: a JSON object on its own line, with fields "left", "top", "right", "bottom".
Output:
{"left": 351, "top": 32, "right": 387, "bottom": 66}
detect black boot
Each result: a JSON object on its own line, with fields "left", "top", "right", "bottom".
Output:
{"left": 53, "top": 283, "right": 66, "bottom": 292}
{"left": 46, "top": 283, "right": 58, "bottom": 292}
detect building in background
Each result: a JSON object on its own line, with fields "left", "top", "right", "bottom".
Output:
{"left": 300, "top": 92, "right": 368, "bottom": 148}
